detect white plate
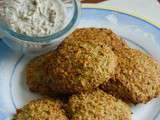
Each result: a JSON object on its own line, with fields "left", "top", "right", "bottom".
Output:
{"left": 0, "top": 8, "right": 160, "bottom": 120}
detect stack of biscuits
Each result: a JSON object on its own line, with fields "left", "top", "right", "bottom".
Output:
{"left": 14, "top": 28, "right": 160, "bottom": 120}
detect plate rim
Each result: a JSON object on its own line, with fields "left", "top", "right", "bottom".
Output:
{"left": 82, "top": 4, "right": 160, "bottom": 31}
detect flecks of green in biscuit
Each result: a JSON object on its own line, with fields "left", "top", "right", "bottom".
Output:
{"left": 67, "top": 89, "right": 131, "bottom": 120}
{"left": 14, "top": 99, "right": 68, "bottom": 120}
{"left": 101, "top": 48, "right": 160, "bottom": 104}
{"left": 45, "top": 36, "right": 117, "bottom": 94}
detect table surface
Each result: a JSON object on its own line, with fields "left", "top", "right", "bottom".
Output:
{"left": 83, "top": 0, "right": 160, "bottom": 28}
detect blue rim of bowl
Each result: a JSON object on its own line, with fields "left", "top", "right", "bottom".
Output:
{"left": 1, "top": 0, "right": 81, "bottom": 43}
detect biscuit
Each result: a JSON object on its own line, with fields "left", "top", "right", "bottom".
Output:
{"left": 26, "top": 52, "right": 54, "bottom": 95}
{"left": 101, "top": 48, "right": 160, "bottom": 104}
{"left": 67, "top": 28, "right": 129, "bottom": 53}
{"left": 45, "top": 36, "right": 117, "bottom": 94}
{"left": 67, "top": 89, "right": 131, "bottom": 120}
{"left": 14, "top": 99, "right": 68, "bottom": 120}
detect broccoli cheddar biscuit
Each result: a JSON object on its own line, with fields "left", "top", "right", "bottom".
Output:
{"left": 45, "top": 37, "right": 117, "bottom": 94}
{"left": 67, "top": 90, "right": 131, "bottom": 120}
{"left": 26, "top": 52, "right": 54, "bottom": 96}
{"left": 27, "top": 28, "right": 128, "bottom": 95}
{"left": 14, "top": 99, "right": 68, "bottom": 120}
{"left": 101, "top": 48, "right": 160, "bottom": 104}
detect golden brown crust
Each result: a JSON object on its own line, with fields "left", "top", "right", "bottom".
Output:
{"left": 14, "top": 99, "right": 68, "bottom": 120}
{"left": 101, "top": 48, "right": 160, "bottom": 104}
{"left": 67, "top": 89, "right": 131, "bottom": 120}
{"left": 26, "top": 52, "right": 55, "bottom": 95}
{"left": 66, "top": 28, "right": 129, "bottom": 53}
{"left": 27, "top": 28, "right": 129, "bottom": 95}
{"left": 45, "top": 28, "right": 118, "bottom": 94}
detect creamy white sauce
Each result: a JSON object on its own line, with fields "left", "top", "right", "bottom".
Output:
{"left": 1, "top": 0, "right": 66, "bottom": 36}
